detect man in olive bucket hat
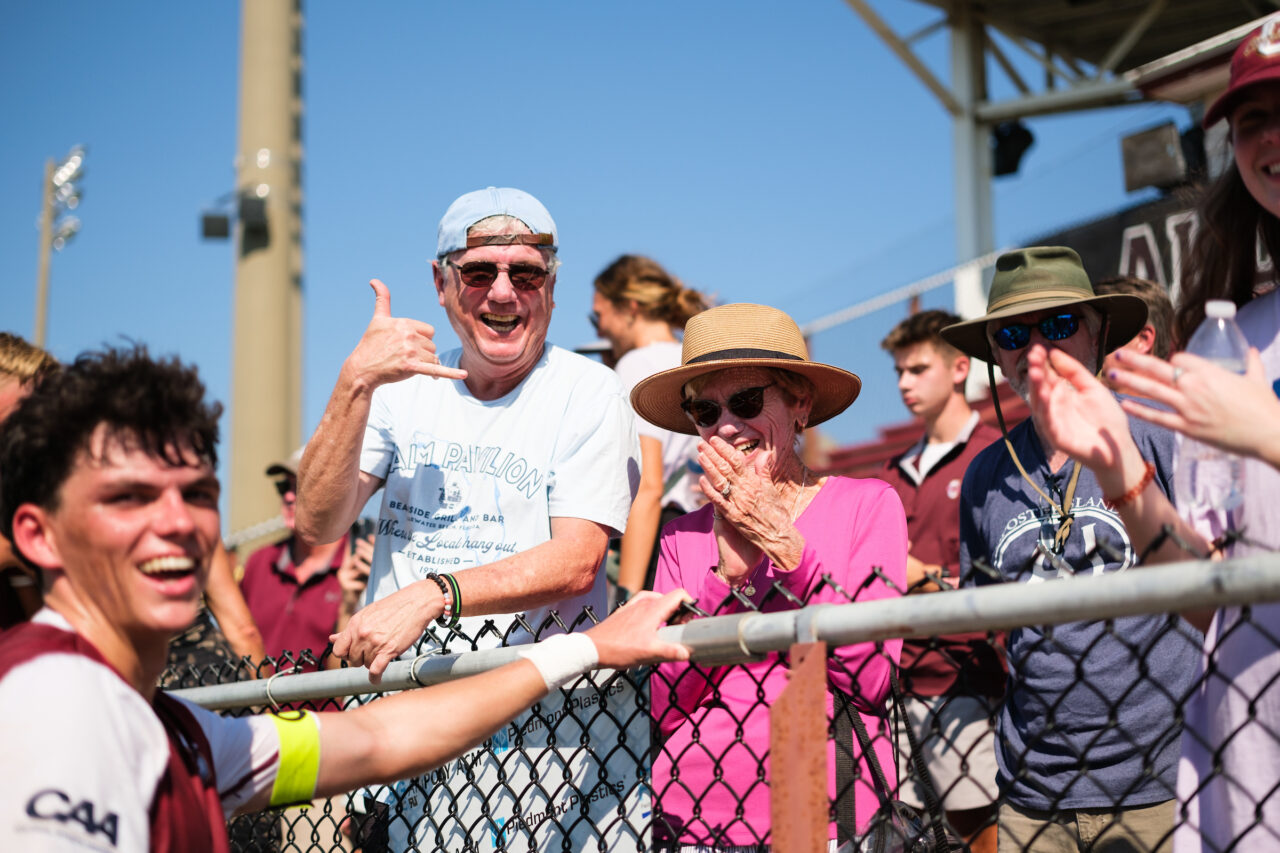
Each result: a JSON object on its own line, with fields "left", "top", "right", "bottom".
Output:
{"left": 941, "top": 247, "right": 1200, "bottom": 851}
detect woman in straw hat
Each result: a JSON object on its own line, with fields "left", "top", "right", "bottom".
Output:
{"left": 1023, "top": 17, "right": 1280, "bottom": 849}
{"left": 591, "top": 255, "right": 710, "bottom": 599}
{"left": 633, "top": 303, "right": 906, "bottom": 850}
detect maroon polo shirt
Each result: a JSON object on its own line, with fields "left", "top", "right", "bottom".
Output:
{"left": 239, "top": 536, "right": 346, "bottom": 672}
{"left": 881, "top": 416, "right": 1006, "bottom": 699}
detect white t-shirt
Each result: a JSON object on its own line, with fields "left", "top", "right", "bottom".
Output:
{"left": 1174, "top": 289, "right": 1280, "bottom": 852}
{"left": 360, "top": 344, "right": 640, "bottom": 648}
{"left": 0, "top": 610, "right": 280, "bottom": 852}
{"left": 614, "top": 342, "right": 702, "bottom": 512}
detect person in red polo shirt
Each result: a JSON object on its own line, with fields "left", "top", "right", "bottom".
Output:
{"left": 240, "top": 446, "right": 372, "bottom": 673}
{"left": 880, "top": 310, "right": 1004, "bottom": 853}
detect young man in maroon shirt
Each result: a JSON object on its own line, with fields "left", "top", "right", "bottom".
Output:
{"left": 880, "top": 310, "right": 1003, "bottom": 853}
{"left": 0, "top": 345, "right": 689, "bottom": 851}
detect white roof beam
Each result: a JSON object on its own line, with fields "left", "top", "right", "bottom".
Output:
{"left": 989, "top": 24, "right": 1083, "bottom": 86}
{"left": 1099, "top": 0, "right": 1169, "bottom": 75}
{"left": 903, "top": 18, "right": 948, "bottom": 46}
{"left": 976, "top": 77, "right": 1140, "bottom": 122}
{"left": 841, "top": 0, "right": 962, "bottom": 115}
{"left": 986, "top": 30, "right": 1031, "bottom": 96}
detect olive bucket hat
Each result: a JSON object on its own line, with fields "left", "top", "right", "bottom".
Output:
{"left": 941, "top": 247, "right": 1149, "bottom": 555}
{"left": 940, "top": 246, "right": 1148, "bottom": 361}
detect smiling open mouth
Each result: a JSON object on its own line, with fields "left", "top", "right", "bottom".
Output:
{"left": 482, "top": 313, "right": 520, "bottom": 333}
{"left": 736, "top": 440, "right": 759, "bottom": 455}
{"left": 139, "top": 556, "right": 196, "bottom": 579}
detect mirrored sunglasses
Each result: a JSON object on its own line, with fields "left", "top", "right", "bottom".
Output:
{"left": 447, "top": 259, "right": 549, "bottom": 291}
{"left": 993, "top": 312, "right": 1080, "bottom": 351}
{"left": 681, "top": 384, "right": 773, "bottom": 429}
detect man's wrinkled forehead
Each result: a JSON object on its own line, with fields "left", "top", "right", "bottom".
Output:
{"left": 465, "top": 217, "right": 550, "bottom": 249}
{"left": 449, "top": 216, "right": 559, "bottom": 270}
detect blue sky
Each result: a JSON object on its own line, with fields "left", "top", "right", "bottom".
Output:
{"left": 1, "top": 2, "right": 1187, "bottom": 521}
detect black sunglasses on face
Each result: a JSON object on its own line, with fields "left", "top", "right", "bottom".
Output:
{"left": 993, "top": 312, "right": 1081, "bottom": 351}
{"left": 446, "top": 259, "right": 550, "bottom": 291}
{"left": 274, "top": 478, "right": 296, "bottom": 498}
{"left": 681, "top": 384, "right": 774, "bottom": 429}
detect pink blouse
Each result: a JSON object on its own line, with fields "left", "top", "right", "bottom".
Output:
{"left": 651, "top": 475, "right": 907, "bottom": 847}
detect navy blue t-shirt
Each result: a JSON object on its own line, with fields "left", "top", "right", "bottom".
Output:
{"left": 959, "top": 413, "right": 1202, "bottom": 810}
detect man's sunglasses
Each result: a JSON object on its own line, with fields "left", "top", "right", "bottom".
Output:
{"left": 445, "top": 259, "right": 550, "bottom": 291}
{"left": 274, "top": 478, "right": 296, "bottom": 498}
{"left": 681, "top": 384, "right": 773, "bottom": 429}
{"left": 993, "top": 312, "right": 1081, "bottom": 351}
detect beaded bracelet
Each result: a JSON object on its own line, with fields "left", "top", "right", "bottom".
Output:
{"left": 425, "top": 573, "right": 457, "bottom": 627}
{"left": 440, "top": 572, "right": 462, "bottom": 625}
{"left": 1103, "top": 460, "right": 1156, "bottom": 510}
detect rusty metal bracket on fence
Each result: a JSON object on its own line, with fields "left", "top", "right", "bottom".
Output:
{"left": 772, "top": 641, "right": 830, "bottom": 853}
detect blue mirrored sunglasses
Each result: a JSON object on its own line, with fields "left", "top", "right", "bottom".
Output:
{"left": 993, "top": 312, "right": 1080, "bottom": 351}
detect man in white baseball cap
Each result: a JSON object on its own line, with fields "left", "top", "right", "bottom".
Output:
{"left": 298, "top": 186, "right": 639, "bottom": 672}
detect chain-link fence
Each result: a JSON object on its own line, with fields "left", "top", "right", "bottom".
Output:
{"left": 167, "top": 551, "right": 1280, "bottom": 853}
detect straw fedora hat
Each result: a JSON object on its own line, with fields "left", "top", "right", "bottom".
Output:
{"left": 630, "top": 303, "right": 861, "bottom": 435}
{"left": 940, "top": 246, "right": 1148, "bottom": 361}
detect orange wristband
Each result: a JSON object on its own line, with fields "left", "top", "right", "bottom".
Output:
{"left": 1103, "top": 460, "right": 1156, "bottom": 510}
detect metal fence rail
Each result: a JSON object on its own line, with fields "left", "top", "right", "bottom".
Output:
{"left": 175, "top": 555, "right": 1280, "bottom": 710}
{"left": 163, "top": 554, "right": 1280, "bottom": 852}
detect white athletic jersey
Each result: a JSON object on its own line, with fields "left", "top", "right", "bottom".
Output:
{"left": 614, "top": 342, "right": 703, "bottom": 512}
{"left": 360, "top": 344, "right": 640, "bottom": 647}
{"left": 0, "top": 609, "right": 280, "bottom": 852}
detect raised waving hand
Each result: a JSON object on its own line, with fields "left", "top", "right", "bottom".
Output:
{"left": 296, "top": 279, "right": 466, "bottom": 545}
{"left": 345, "top": 278, "right": 468, "bottom": 387}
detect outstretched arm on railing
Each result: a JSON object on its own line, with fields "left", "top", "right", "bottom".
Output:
{"left": 234, "top": 588, "right": 691, "bottom": 813}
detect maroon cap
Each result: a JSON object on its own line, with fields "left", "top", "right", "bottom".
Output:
{"left": 1205, "top": 16, "right": 1280, "bottom": 128}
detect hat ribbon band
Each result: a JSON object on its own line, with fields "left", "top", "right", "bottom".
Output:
{"left": 687, "top": 348, "right": 804, "bottom": 365}
{"left": 987, "top": 287, "right": 1093, "bottom": 314}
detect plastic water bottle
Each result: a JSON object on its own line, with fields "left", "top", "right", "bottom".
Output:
{"left": 1174, "top": 299, "right": 1248, "bottom": 541}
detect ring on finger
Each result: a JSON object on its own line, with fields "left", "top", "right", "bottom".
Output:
{"left": 1172, "top": 366, "right": 1185, "bottom": 386}
{"left": 721, "top": 482, "right": 732, "bottom": 499}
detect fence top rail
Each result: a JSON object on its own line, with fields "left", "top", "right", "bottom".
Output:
{"left": 173, "top": 553, "right": 1280, "bottom": 711}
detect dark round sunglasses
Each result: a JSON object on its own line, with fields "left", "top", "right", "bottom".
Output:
{"left": 681, "top": 384, "right": 773, "bottom": 429}
{"left": 446, "top": 259, "right": 549, "bottom": 291}
{"left": 993, "top": 312, "right": 1080, "bottom": 351}
{"left": 273, "top": 478, "right": 296, "bottom": 498}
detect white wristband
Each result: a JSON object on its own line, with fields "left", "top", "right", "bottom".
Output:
{"left": 516, "top": 632, "right": 599, "bottom": 691}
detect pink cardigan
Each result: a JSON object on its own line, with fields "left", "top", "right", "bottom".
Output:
{"left": 651, "top": 476, "right": 907, "bottom": 848}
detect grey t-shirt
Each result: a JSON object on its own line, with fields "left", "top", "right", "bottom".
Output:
{"left": 960, "top": 413, "right": 1202, "bottom": 810}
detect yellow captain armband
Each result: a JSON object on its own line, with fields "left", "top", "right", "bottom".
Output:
{"left": 268, "top": 711, "right": 321, "bottom": 808}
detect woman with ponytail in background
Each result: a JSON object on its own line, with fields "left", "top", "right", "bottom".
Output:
{"left": 591, "top": 255, "right": 710, "bottom": 598}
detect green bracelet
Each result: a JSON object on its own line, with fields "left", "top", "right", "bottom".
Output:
{"left": 440, "top": 572, "right": 462, "bottom": 625}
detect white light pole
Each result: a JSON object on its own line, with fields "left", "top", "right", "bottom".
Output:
{"left": 34, "top": 145, "right": 85, "bottom": 348}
